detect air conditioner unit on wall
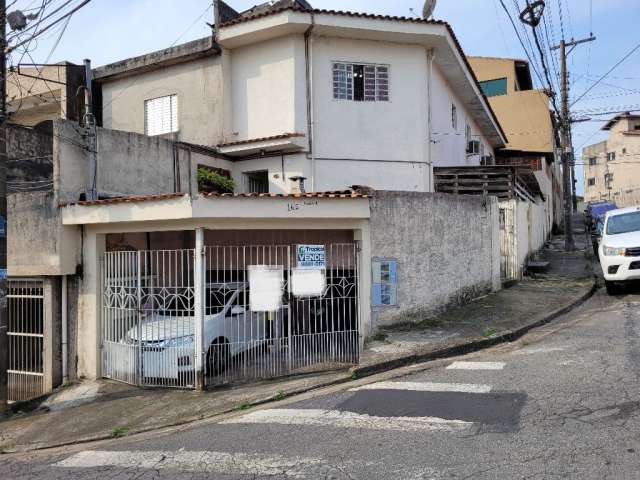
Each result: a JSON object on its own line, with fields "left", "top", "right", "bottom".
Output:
{"left": 467, "top": 140, "right": 481, "bottom": 155}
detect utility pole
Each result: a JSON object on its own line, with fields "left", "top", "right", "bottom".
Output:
{"left": 0, "top": 0, "right": 8, "bottom": 414}
{"left": 552, "top": 35, "right": 596, "bottom": 251}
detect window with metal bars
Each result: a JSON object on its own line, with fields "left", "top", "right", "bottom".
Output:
{"left": 144, "top": 94, "right": 178, "bottom": 136}
{"left": 333, "top": 62, "right": 389, "bottom": 102}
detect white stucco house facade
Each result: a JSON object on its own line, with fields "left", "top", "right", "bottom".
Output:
{"left": 95, "top": 3, "right": 506, "bottom": 195}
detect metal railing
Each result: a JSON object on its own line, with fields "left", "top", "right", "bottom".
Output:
{"left": 102, "top": 243, "right": 361, "bottom": 390}
{"left": 102, "top": 250, "right": 197, "bottom": 389}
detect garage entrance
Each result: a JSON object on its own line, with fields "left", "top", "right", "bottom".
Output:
{"left": 101, "top": 240, "right": 360, "bottom": 389}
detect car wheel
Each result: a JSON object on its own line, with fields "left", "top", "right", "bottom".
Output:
{"left": 207, "top": 338, "right": 230, "bottom": 376}
{"left": 605, "top": 280, "right": 621, "bottom": 296}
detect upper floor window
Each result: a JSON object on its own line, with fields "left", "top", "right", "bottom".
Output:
{"left": 333, "top": 62, "right": 389, "bottom": 102}
{"left": 479, "top": 77, "right": 508, "bottom": 97}
{"left": 244, "top": 170, "right": 269, "bottom": 194}
{"left": 588, "top": 178, "right": 596, "bottom": 186}
{"left": 451, "top": 104, "right": 457, "bottom": 130}
{"left": 589, "top": 157, "right": 597, "bottom": 166}
{"left": 145, "top": 94, "right": 178, "bottom": 136}
{"left": 607, "top": 152, "right": 616, "bottom": 162}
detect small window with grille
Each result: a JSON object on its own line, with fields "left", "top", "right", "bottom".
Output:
{"left": 333, "top": 62, "right": 389, "bottom": 102}
{"left": 144, "top": 94, "right": 178, "bottom": 136}
{"left": 244, "top": 170, "right": 269, "bottom": 194}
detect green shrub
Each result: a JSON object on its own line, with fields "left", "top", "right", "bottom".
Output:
{"left": 197, "top": 167, "right": 235, "bottom": 193}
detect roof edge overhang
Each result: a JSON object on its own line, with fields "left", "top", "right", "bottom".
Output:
{"left": 61, "top": 193, "right": 371, "bottom": 226}
{"left": 219, "top": 8, "right": 506, "bottom": 147}
{"left": 94, "top": 37, "right": 221, "bottom": 83}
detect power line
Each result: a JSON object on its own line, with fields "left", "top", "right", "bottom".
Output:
{"left": 557, "top": 0, "right": 566, "bottom": 40}
{"left": 7, "top": 0, "right": 92, "bottom": 54}
{"left": 571, "top": 41, "right": 640, "bottom": 108}
{"left": 497, "top": 0, "right": 546, "bottom": 88}
{"left": 101, "top": 2, "right": 214, "bottom": 112}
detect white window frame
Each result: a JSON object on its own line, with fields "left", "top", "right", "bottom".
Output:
{"left": 332, "top": 62, "right": 390, "bottom": 102}
{"left": 144, "top": 94, "right": 178, "bottom": 136}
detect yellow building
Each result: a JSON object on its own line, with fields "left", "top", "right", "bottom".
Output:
{"left": 468, "top": 56, "right": 562, "bottom": 230}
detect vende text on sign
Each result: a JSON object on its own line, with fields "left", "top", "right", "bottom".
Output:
{"left": 297, "top": 245, "right": 326, "bottom": 270}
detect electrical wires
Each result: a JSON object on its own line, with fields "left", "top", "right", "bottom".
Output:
{"left": 497, "top": 0, "right": 546, "bottom": 89}
{"left": 571, "top": 41, "right": 640, "bottom": 108}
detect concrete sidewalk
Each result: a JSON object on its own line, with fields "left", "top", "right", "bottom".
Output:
{"left": 0, "top": 228, "right": 596, "bottom": 454}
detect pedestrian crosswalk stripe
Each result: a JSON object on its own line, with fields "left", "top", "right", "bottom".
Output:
{"left": 55, "top": 450, "right": 441, "bottom": 479}
{"left": 513, "top": 346, "right": 564, "bottom": 356}
{"left": 446, "top": 361, "right": 505, "bottom": 370}
{"left": 349, "top": 381, "right": 492, "bottom": 393}
{"left": 222, "top": 408, "right": 474, "bottom": 432}
{"left": 56, "top": 450, "right": 325, "bottom": 478}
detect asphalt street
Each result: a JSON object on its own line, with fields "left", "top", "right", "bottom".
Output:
{"left": 2, "top": 285, "right": 640, "bottom": 479}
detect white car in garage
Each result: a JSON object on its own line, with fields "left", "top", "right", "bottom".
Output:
{"left": 124, "top": 283, "right": 286, "bottom": 382}
{"left": 599, "top": 206, "right": 640, "bottom": 295}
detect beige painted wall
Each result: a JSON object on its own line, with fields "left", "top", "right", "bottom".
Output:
{"left": 101, "top": 55, "right": 224, "bottom": 147}
{"left": 583, "top": 119, "right": 640, "bottom": 206}
{"left": 488, "top": 91, "right": 553, "bottom": 152}
{"left": 7, "top": 65, "right": 68, "bottom": 126}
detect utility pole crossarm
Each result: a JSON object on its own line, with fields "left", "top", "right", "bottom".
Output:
{"left": 551, "top": 35, "right": 596, "bottom": 51}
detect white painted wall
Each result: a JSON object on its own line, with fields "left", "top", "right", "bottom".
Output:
{"left": 515, "top": 199, "right": 548, "bottom": 271}
{"left": 226, "top": 33, "right": 498, "bottom": 193}
{"left": 312, "top": 38, "right": 428, "bottom": 163}
{"left": 430, "top": 64, "right": 493, "bottom": 167}
{"left": 228, "top": 35, "right": 306, "bottom": 142}
{"left": 101, "top": 56, "right": 224, "bottom": 147}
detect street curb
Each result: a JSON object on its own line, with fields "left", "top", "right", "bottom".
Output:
{"left": 350, "top": 280, "right": 598, "bottom": 379}
{"left": 1, "top": 280, "right": 598, "bottom": 455}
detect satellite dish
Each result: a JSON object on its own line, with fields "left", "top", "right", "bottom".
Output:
{"left": 422, "top": 0, "right": 437, "bottom": 19}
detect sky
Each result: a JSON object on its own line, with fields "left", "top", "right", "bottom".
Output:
{"left": 8, "top": 0, "right": 640, "bottom": 195}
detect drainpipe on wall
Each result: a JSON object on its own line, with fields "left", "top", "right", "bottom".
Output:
{"left": 304, "top": 13, "right": 316, "bottom": 191}
{"left": 61, "top": 275, "right": 68, "bottom": 383}
{"left": 426, "top": 49, "right": 435, "bottom": 192}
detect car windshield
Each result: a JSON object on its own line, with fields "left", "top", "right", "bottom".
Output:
{"left": 205, "top": 285, "right": 249, "bottom": 315}
{"left": 607, "top": 211, "right": 640, "bottom": 235}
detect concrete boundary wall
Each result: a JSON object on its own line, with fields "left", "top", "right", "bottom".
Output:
{"left": 369, "top": 191, "right": 501, "bottom": 331}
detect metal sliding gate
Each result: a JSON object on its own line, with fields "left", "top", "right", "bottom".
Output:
{"left": 102, "top": 250, "right": 197, "bottom": 388}
{"left": 7, "top": 279, "right": 46, "bottom": 402}
{"left": 102, "top": 243, "right": 360, "bottom": 390}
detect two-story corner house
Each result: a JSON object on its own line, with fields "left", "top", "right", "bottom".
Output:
{"left": 583, "top": 113, "right": 640, "bottom": 207}
{"left": 468, "top": 56, "right": 562, "bottom": 233}
{"left": 93, "top": 1, "right": 506, "bottom": 195}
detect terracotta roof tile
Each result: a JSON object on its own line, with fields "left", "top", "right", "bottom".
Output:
{"left": 203, "top": 190, "right": 370, "bottom": 199}
{"left": 64, "top": 190, "right": 369, "bottom": 208}
{"left": 70, "top": 193, "right": 186, "bottom": 207}
{"left": 220, "top": 5, "right": 448, "bottom": 28}
{"left": 218, "top": 132, "right": 305, "bottom": 148}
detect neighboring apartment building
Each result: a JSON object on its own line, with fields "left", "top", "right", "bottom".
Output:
{"left": 7, "top": 62, "right": 85, "bottom": 126}
{"left": 93, "top": 0, "right": 506, "bottom": 194}
{"left": 468, "top": 55, "right": 562, "bottom": 234}
{"left": 583, "top": 113, "right": 640, "bottom": 207}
